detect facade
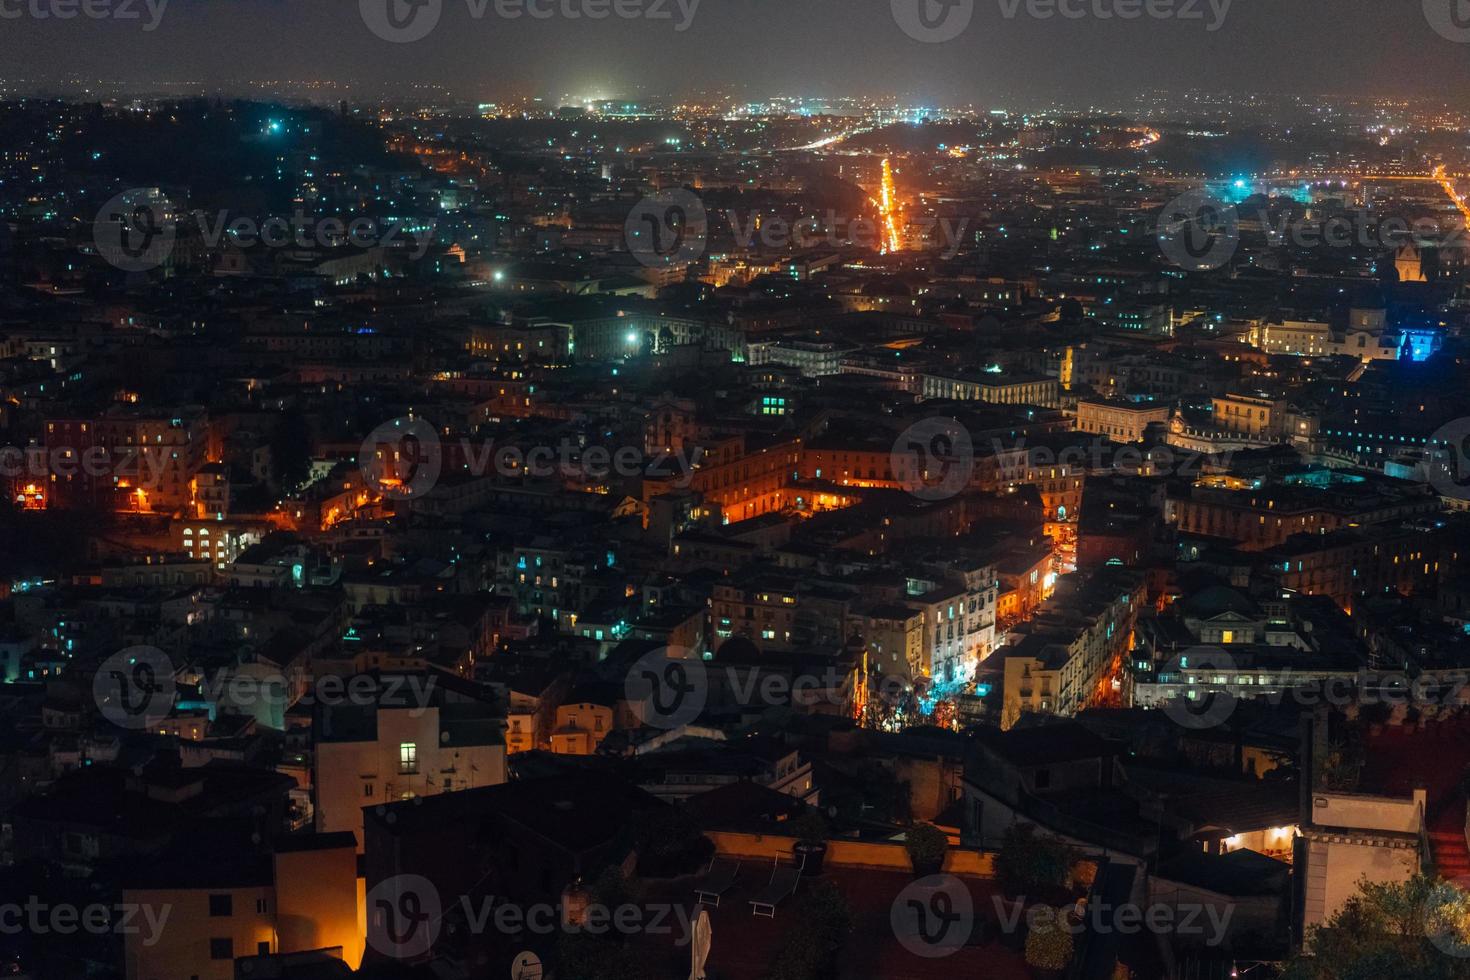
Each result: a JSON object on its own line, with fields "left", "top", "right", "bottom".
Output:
{"left": 550, "top": 700, "right": 614, "bottom": 754}
{"left": 123, "top": 833, "right": 362, "bottom": 980}
{"left": 1075, "top": 398, "right": 1169, "bottom": 443}
{"left": 921, "top": 370, "right": 1059, "bottom": 407}
{"left": 42, "top": 407, "right": 209, "bottom": 513}
{"left": 1300, "top": 790, "right": 1425, "bottom": 930}
{"left": 313, "top": 673, "right": 507, "bottom": 849}
{"left": 1000, "top": 569, "right": 1145, "bottom": 729}
{"left": 848, "top": 603, "right": 926, "bottom": 679}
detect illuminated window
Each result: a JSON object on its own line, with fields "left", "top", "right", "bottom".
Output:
{"left": 399, "top": 742, "right": 418, "bottom": 774}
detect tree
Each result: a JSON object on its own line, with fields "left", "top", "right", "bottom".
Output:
{"left": 765, "top": 880, "right": 852, "bottom": 980}
{"left": 994, "top": 824, "right": 1076, "bottom": 899}
{"left": 1025, "top": 908, "right": 1076, "bottom": 972}
{"left": 630, "top": 804, "right": 713, "bottom": 877}
{"left": 1281, "top": 874, "right": 1470, "bottom": 980}
{"left": 553, "top": 867, "right": 646, "bottom": 980}
{"left": 904, "top": 822, "right": 949, "bottom": 877}
{"left": 788, "top": 809, "right": 830, "bottom": 846}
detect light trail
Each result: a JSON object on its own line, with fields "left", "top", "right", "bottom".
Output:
{"left": 878, "top": 157, "right": 902, "bottom": 254}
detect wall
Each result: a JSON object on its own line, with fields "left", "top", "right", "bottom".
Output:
{"left": 274, "top": 845, "right": 363, "bottom": 969}
{"left": 705, "top": 830, "right": 996, "bottom": 876}
{"left": 123, "top": 885, "right": 273, "bottom": 980}
{"left": 316, "top": 705, "right": 508, "bottom": 850}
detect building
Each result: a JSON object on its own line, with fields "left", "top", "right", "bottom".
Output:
{"left": 42, "top": 407, "right": 210, "bottom": 513}
{"left": 921, "top": 370, "right": 1059, "bottom": 407}
{"left": 1001, "top": 568, "right": 1145, "bottom": 729}
{"left": 313, "top": 673, "right": 507, "bottom": 849}
{"left": 123, "top": 830, "right": 362, "bottom": 980}
{"left": 1076, "top": 398, "right": 1170, "bottom": 444}
{"left": 550, "top": 699, "right": 614, "bottom": 754}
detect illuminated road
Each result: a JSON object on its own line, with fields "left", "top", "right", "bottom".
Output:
{"left": 878, "top": 158, "right": 901, "bottom": 254}
{"left": 785, "top": 126, "right": 872, "bottom": 151}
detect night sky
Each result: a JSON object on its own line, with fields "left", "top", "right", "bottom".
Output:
{"left": 0, "top": 0, "right": 1461, "bottom": 107}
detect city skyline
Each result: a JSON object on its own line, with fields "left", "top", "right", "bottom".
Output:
{"left": 0, "top": 0, "right": 1467, "bottom": 106}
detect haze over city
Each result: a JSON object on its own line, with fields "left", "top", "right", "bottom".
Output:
{"left": 8, "top": 4, "right": 1470, "bottom": 980}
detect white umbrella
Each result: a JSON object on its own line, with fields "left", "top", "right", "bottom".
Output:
{"left": 689, "top": 907, "right": 712, "bottom": 980}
